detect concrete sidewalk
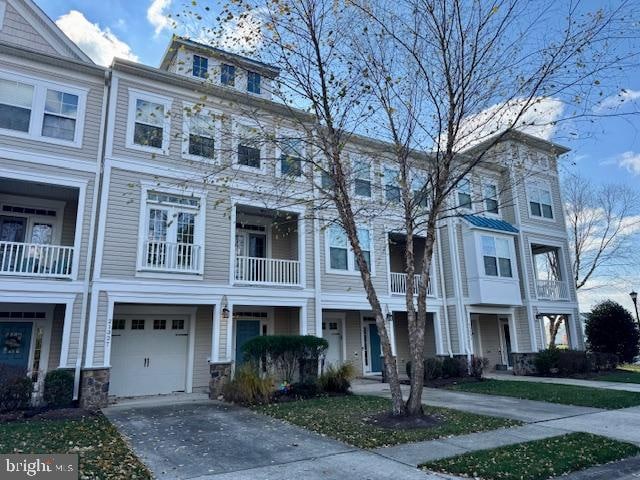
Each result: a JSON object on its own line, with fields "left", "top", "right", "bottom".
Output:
{"left": 351, "top": 379, "right": 601, "bottom": 422}
{"left": 484, "top": 372, "right": 640, "bottom": 393}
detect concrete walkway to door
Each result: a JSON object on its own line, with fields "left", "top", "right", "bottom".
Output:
{"left": 484, "top": 372, "right": 640, "bottom": 393}
{"left": 103, "top": 395, "right": 456, "bottom": 480}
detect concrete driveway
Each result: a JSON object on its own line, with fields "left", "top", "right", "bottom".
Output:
{"left": 104, "top": 397, "right": 445, "bottom": 480}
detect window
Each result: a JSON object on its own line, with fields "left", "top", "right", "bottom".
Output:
{"left": 279, "top": 137, "right": 303, "bottom": 176}
{"left": 528, "top": 182, "right": 553, "bottom": 219}
{"left": 481, "top": 235, "right": 513, "bottom": 278}
{"left": 247, "top": 71, "right": 261, "bottom": 94}
{"left": 141, "top": 189, "right": 203, "bottom": 273}
{"left": 328, "top": 225, "right": 348, "bottom": 270}
{"left": 327, "top": 224, "right": 373, "bottom": 273}
{"left": 172, "top": 319, "right": 185, "bottom": 330}
{"left": 236, "top": 123, "right": 262, "bottom": 169}
{"left": 483, "top": 182, "right": 499, "bottom": 214}
{"left": 186, "top": 110, "right": 216, "bottom": 158}
{"left": 221, "top": 64, "right": 236, "bottom": 86}
{"left": 112, "top": 319, "right": 125, "bottom": 330}
{"left": 457, "top": 179, "right": 472, "bottom": 210}
{"left": 134, "top": 98, "right": 165, "bottom": 149}
{"left": 384, "top": 167, "right": 400, "bottom": 202}
{"left": 321, "top": 165, "right": 335, "bottom": 190}
{"left": 192, "top": 55, "right": 208, "bottom": 78}
{"left": 411, "top": 174, "right": 429, "bottom": 208}
{"left": 354, "top": 159, "right": 371, "bottom": 197}
{"left": 131, "top": 319, "right": 145, "bottom": 330}
{"left": 42, "top": 89, "right": 78, "bottom": 141}
{"left": 153, "top": 319, "right": 167, "bottom": 330}
{"left": 0, "top": 78, "right": 33, "bottom": 132}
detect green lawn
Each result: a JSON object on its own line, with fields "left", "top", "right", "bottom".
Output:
{"left": 0, "top": 414, "right": 151, "bottom": 479}
{"left": 254, "top": 395, "right": 519, "bottom": 448}
{"left": 449, "top": 379, "right": 640, "bottom": 409}
{"left": 422, "top": 432, "right": 640, "bottom": 480}
{"left": 595, "top": 364, "right": 640, "bottom": 384}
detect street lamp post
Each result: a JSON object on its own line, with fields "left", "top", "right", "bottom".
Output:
{"left": 630, "top": 291, "right": 639, "bottom": 324}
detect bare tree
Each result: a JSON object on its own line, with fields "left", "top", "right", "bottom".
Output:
{"left": 175, "top": 0, "right": 637, "bottom": 416}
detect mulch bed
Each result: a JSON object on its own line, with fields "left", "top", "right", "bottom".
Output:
{"left": 365, "top": 411, "right": 443, "bottom": 430}
{"left": 0, "top": 407, "right": 97, "bottom": 423}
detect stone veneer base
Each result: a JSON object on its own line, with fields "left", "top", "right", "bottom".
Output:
{"left": 79, "top": 368, "right": 110, "bottom": 410}
{"left": 209, "top": 362, "right": 232, "bottom": 399}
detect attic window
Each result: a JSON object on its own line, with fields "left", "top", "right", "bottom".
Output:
{"left": 192, "top": 55, "right": 208, "bottom": 79}
{"left": 247, "top": 71, "right": 261, "bottom": 94}
{"left": 221, "top": 64, "right": 236, "bottom": 86}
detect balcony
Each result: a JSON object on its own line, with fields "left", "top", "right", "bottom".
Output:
{"left": 235, "top": 256, "right": 301, "bottom": 286}
{"left": 536, "top": 279, "right": 570, "bottom": 301}
{"left": 142, "top": 241, "right": 202, "bottom": 273}
{"left": 0, "top": 241, "right": 73, "bottom": 278}
{"left": 390, "top": 272, "right": 434, "bottom": 296}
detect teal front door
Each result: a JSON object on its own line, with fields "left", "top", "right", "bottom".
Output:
{"left": 368, "top": 324, "right": 382, "bottom": 373}
{"left": 235, "top": 320, "right": 261, "bottom": 365}
{"left": 0, "top": 322, "right": 32, "bottom": 371}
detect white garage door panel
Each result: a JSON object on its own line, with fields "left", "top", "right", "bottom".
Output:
{"left": 110, "top": 316, "right": 189, "bottom": 397}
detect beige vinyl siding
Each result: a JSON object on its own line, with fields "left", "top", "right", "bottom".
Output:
{"left": 271, "top": 220, "right": 298, "bottom": 260}
{"left": 193, "top": 306, "right": 213, "bottom": 389}
{"left": 474, "top": 314, "right": 502, "bottom": 369}
{"left": 0, "top": 57, "right": 104, "bottom": 163}
{"left": 91, "top": 292, "right": 109, "bottom": 367}
{"left": 343, "top": 310, "right": 363, "bottom": 376}
{"left": 306, "top": 298, "right": 316, "bottom": 335}
{"left": 513, "top": 307, "right": 532, "bottom": 352}
{"left": 47, "top": 304, "right": 65, "bottom": 370}
{"left": 447, "top": 305, "right": 460, "bottom": 353}
{"left": 393, "top": 312, "right": 437, "bottom": 376}
{"left": 273, "top": 306, "right": 300, "bottom": 335}
{"left": 0, "top": 3, "right": 58, "bottom": 56}
{"left": 440, "top": 226, "right": 454, "bottom": 297}
{"left": 455, "top": 224, "right": 469, "bottom": 297}
{"left": 65, "top": 294, "right": 84, "bottom": 368}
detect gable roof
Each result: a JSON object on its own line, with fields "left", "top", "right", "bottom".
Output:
{"left": 463, "top": 214, "right": 519, "bottom": 234}
{"left": 7, "top": 0, "right": 93, "bottom": 64}
{"left": 463, "top": 129, "right": 570, "bottom": 157}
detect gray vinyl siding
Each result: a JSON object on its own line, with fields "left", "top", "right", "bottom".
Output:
{"left": 48, "top": 304, "right": 65, "bottom": 370}
{"left": 447, "top": 305, "right": 460, "bottom": 353}
{"left": 440, "top": 226, "right": 454, "bottom": 297}
{"left": 343, "top": 310, "right": 363, "bottom": 376}
{"left": 0, "top": 3, "right": 58, "bottom": 57}
{"left": 273, "top": 306, "right": 299, "bottom": 335}
{"left": 514, "top": 306, "right": 532, "bottom": 352}
{"left": 0, "top": 57, "right": 104, "bottom": 163}
{"left": 92, "top": 291, "right": 109, "bottom": 367}
{"left": 65, "top": 293, "right": 84, "bottom": 368}
{"left": 393, "top": 312, "right": 437, "bottom": 376}
{"left": 193, "top": 306, "right": 213, "bottom": 389}
{"left": 475, "top": 314, "right": 502, "bottom": 369}
{"left": 455, "top": 224, "right": 469, "bottom": 297}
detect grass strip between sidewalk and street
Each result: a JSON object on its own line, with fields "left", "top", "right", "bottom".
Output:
{"left": 254, "top": 394, "right": 519, "bottom": 448}
{"left": 0, "top": 414, "right": 151, "bottom": 479}
{"left": 449, "top": 379, "right": 640, "bottom": 409}
{"left": 421, "top": 432, "right": 640, "bottom": 480}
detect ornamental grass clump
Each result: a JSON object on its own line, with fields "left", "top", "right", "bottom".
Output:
{"left": 318, "top": 363, "right": 356, "bottom": 394}
{"left": 223, "top": 364, "right": 273, "bottom": 406}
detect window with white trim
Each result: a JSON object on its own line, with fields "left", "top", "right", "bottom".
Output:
{"left": 481, "top": 235, "right": 512, "bottom": 277}
{"left": 483, "top": 182, "right": 499, "bottom": 214}
{"left": 192, "top": 55, "right": 208, "bottom": 79}
{"left": 221, "top": 64, "right": 236, "bottom": 86}
{"left": 236, "top": 123, "right": 262, "bottom": 169}
{"left": 127, "top": 90, "right": 171, "bottom": 153}
{"left": 279, "top": 136, "right": 303, "bottom": 176}
{"left": 353, "top": 158, "right": 372, "bottom": 198}
{"left": 185, "top": 109, "right": 216, "bottom": 159}
{"left": 327, "top": 224, "right": 373, "bottom": 273}
{"left": 247, "top": 71, "right": 261, "bottom": 94}
{"left": 457, "top": 179, "right": 472, "bottom": 210}
{"left": 411, "top": 174, "right": 429, "bottom": 208}
{"left": 0, "top": 73, "right": 86, "bottom": 145}
{"left": 384, "top": 167, "right": 400, "bottom": 203}
{"left": 528, "top": 181, "right": 553, "bottom": 219}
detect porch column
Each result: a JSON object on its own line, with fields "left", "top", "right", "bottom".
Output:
{"left": 389, "top": 312, "right": 397, "bottom": 356}
{"left": 567, "top": 313, "right": 580, "bottom": 350}
{"left": 59, "top": 299, "right": 74, "bottom": 368}
{"left": 225, "top": 302, "right": 234, "bottom": 363}
{"left": 433, "top": 310, "right": 445, "bottom": 356}
{"left": 298, "top": 215, "right": 306, "bottom": 288}
{"left": 211, "top": 304, "right": 219, "bottom": 363}
{"left": 299, "top": 303, "right": 308, "bottom": 335}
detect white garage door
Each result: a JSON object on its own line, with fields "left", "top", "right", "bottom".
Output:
{"left": 109, "top": 315, "right": 190, "bottom": 397}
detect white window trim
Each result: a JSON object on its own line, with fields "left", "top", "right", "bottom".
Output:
{"left": 352, "top": 153, "right": 374, "bottom": 199}
{"left": 136, "top": 181, "right": 206, "bottom": 276}
{"left": 246, "top": 71, "right": 262, "bottom": 95}
{"left": 191, "top": 53, "right": 210, "bottom": 79}
{"left": 0, "top": 193, "right": 65, "bottom": 245}
{"left": 324, "top": 223, "right": 376, "bottom": 276}
{"left": 383, "top": 164, "right": 400, "bottom": 203}
{"left": 482, "top": 179, "right": 500, "bottom": 217}
{"left": 457, "top": 178, "right": 473, "bottom": 212}
{"left": 526, "top": 179, "right": 555, "bottom": 221}
{"left": 232, "top": 117, "right": 268, "bottom": 174}
{"left": 181, "top": 102, "right": 222, "bottom": 163}
{"left": 0, "top": 2, "right": 6, "bottom": 31}
{"left": 475, "top": 232, "right": 518, "bottom": 281}
{"left": 0, "top": 69, "right": 87, "bottom": 148}
{"left": 275, "top": 127, "right": 306, "bottom": 180}
{"left": 126, "top": 88, "right": 173, "bottom": 155}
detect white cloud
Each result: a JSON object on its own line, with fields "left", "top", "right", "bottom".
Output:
{"left": 56, "top": 11, "right": 138, "bottom": 66}
{"left": 594, "top": 89, "right": 640, "bottom": 112}
{"left": 147, "top": 0, "right": 173, "bottom": 36}
{"left": 455, "top": 97, "right": 564, "bottom": 151}
{"left": 618, "top": 151, "right": 640, "bottom": 176}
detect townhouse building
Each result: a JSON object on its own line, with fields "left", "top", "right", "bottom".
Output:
{"left": 0, "top": 1, "right": 581, "bottom": 408}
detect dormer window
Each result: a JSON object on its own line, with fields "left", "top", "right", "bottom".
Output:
{"left": 221, "top": 64, "right": 236, "bottom": 86}
{"left": 192, "top": 55, "right": 208, "bottom": 79}
{"left": 247, "top": 71, "right": 261, "bottom": 94}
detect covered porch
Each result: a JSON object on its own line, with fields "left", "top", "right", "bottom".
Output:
{"left": 470, "top": 311, "right": 517, "bottom": 371}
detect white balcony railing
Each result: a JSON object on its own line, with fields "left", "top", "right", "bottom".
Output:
{"left": 142, "top": 241, "right": 202, "bottom": 273}
{"left": 0, "top": 241, "right": 74, "bottom": 278}
{"left": 536, "top": 279, "right": 570, "bottom": 301}
{"left": 390, "top": 272, "right": 434, "bottom": 296}
{"left": 235, "top": 255, "right": 301, "bottom": 286}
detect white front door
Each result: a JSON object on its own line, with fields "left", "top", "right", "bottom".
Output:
{"left": 322, "top": 314, "right": 344, "bottom": 367}
{"left": 109, "top": 315, "right": 189, "bottom": 397}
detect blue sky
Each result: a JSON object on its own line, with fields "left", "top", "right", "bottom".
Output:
{"left": 36, "top": 0, "right": 640, "bottom": 311}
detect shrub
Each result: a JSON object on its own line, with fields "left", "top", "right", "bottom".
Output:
{"left": 590, "top": 352, "right": 619, "bottom": 371}
{"left": 223, "top": 364, "right": 273, "bottom": 406}
{"left": 469, "top": 357, "right": 489, "bottom": 379}
{"left": 0, "top": 365, "right": 33, "bottom": 412}
{"left": 407, "top": 357, "right": 471, "bottom": 381}
{"left": 318, "top": 363, "right": 356, "bottom": 394}
{"left": 586, "top": 300, "right": 640, "bottom": 363}
{"left": 43, "top": 370, "right": 74, "bottom": 408}
{"left": 424, "top": 357, "right": 443, "bottom": 380}
{"left": 534, "top": 348, "right": 562, "bottom": 375}
{"left": 242, "top": 335, "right": 328, "bottom": 383}
{"left": 557, "top": 350, "right": 590, "bottom": 375}
{"left": 442, "top": 356, "right": 466, "bottom": 378}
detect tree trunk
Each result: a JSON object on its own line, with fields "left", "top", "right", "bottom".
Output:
{"left": 548, "top": 315, "right": 563, "bottom": 348}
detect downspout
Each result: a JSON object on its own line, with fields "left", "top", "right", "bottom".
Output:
{"left": 436, "top": 226, "right": 452, "bottom": 356}
{"left": 73, "top": 69, "right": 111, "bottom": 400}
